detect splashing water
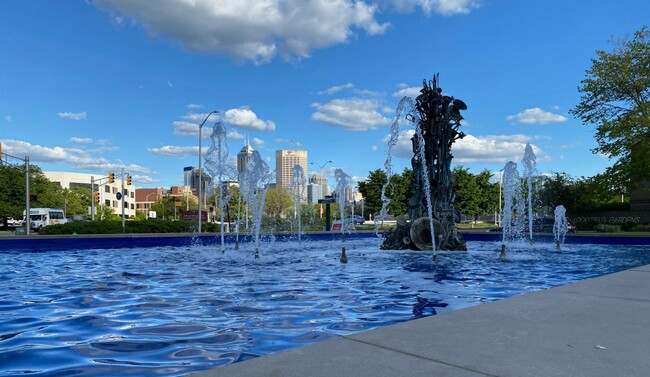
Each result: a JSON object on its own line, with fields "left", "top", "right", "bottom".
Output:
{"left": 376, "top": 96, "right": 414, "bottom": 234}
{"left": 521, "top": 143, "right": 537, "bottom": 242}
{"left": 553, "top": 205, "right": 569, "bottom": 247}
{"left": 290, "top": 165, "right": 307, "bottom": 243}
{"left": 239, "top": 151, "right": 273, "bottom": 258}
{"left": 413, "top": 119, "right": 437, "bottom": 250}
{"left": 334, "top": 168, "right": 352, "bottom": 240}
{"left": 204, "top": 122, "right": 237, "bottom": 253}
{"left": 502, "top": 161, "right": 525, "bottom": 244}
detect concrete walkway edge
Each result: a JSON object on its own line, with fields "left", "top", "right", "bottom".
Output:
{"left": 192, "top": 264, "right": 650, "bottom": 377}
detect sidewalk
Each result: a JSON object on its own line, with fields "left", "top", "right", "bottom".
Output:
{"left": 192, "top": 263, "right": 650, "bottom": 377}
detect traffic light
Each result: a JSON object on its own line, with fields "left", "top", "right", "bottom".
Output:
{"left": 108, "top": 172, "right": 115, "bottom": 183}
{"left": 94, "top": 191, "right": 100, "bottom": 204}
{"left": 126, "top": 175, "right": 132, "bottom": 185}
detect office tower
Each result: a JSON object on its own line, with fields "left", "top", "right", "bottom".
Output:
{"left": 183, "top": 166, "right": 193, "bottom": 187}
{"left": 237, "top": 144, "right": 254, "bottom": 177}
{"left": 309, "top": 171, "right": 330, "bottom": 197}
{"left": 275, "top": 150, "right": 308, "bottom": 199}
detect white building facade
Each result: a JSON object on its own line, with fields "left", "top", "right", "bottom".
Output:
{"left": 44, "top": 171, "right": 137, "bottom": 218}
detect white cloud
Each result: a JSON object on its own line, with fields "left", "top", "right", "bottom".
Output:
{"left": 274, "top": 138, "right": 302, "bottom": 147}
{"left": 173, "top": 112, "right": 221, "bottom": 136}
{"left": 1, "top": 139, "right": 152, "bottom": 173}
{"left": 167, "top": 80, "right": 173, "bottom": 87}
{"left": 57, "top": 111, "right": 87, "bottom": 120}
{"left": 387, "top": 0, "right": 480, "bottom": 16}
{"left": 382, "top": 130, "right": 542, "bottom": 164}
{"left": 149, "top": 145, "right": 197, "bottom": 157}
{"left": 129, "top": 174, "right": 155, "bottom": 184}
{"left": 453, "top": 134, "right": 542, "bottom": 164}
{"left": 227, "top": 130, "right": 245, "bottom": 140}
{"left": 392, "top": 86, "right": 421, "bottom": 97}
{"left": 225, "top": 107, "right": 275, "bottom": 131}
{"left": 252, "top": 137, "right": 265, "bottom": 147}
{"left": 311, "top": 98, "right": 392, "bottom": 131}
{"left": 506, "top": 107, "right": 567, "bottom": 125}
{"left": 319, "top": 83, "right": 354, "bottom": 95}
{"left": 70, "top": 137, "right": 93, "bottom": 143}
{"left": 187, "top": 103, "right": 202, "bottom": 109}
{"left": 95, "top": 0, "right": 389, "bottom": 63}
{"left": 4, "top": 115, "right": 12, "bottom": 122}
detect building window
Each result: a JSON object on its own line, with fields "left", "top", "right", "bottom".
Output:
{"left": 104, "top": 186, "right": 110, "bottom": 193}
{"left": 104, "top": 199, "right": 110, "bottom": 206}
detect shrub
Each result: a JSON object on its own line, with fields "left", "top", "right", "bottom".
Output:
{"left": 593, "top": 224, "right": 621, "bottom": 233}
{"left": 37, "top": 219, "right": 224, "bottom": 235}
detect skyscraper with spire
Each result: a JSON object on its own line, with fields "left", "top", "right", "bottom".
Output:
{"left": 237, "top": 137, "right": 254, "bottom": 178}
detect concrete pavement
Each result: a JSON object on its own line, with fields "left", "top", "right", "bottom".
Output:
{"left": 192, "top": 263, "right": 650, "bottom": 377}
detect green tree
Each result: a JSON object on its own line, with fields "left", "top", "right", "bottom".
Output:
{"left": 0, "top": 163, "right": 74, "bottom": 219}
{"left": 64, "top": 187, "right": 92, "bottom": 217}
{"left": 571, "top": 26, "right": 650, "bottom": 191}
{"left": 387, "top": 169, "right": 412, "bottom": 216}
{"left": 452, "top": 166, "right": 481, "bottom": 221}
{"left": 475, "top": 169, "right": 500, "bottom": 215}
{"left": 357, "top": 169, "right": 387, "bottom": 217}
{"left": 0, "top": 163, "right": 27, "bottom": 219}
{"left": 452, "top": 167, "right": 499, "bottom": 222}
{"left": 264, "top": 186, "right": 293, "bottom": 220}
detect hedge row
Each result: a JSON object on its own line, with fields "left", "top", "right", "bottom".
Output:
{"left": 36, "top": 219, "right": 222, "bottom": 235}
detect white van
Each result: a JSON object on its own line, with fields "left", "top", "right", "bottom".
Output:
{"left": 23, "top": 208, "right": 67, "bottom": 230}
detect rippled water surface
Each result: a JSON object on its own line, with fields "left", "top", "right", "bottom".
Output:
{"left": 1, "top": 238, "right": 650, "bottom": 376}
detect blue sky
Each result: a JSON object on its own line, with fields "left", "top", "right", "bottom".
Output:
{"left": 1, "top": 0, "right": 648, "bottom": 189}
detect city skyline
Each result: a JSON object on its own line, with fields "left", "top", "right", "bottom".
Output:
{"left": 1, "top": 1, "right": 648, "bottom": 189}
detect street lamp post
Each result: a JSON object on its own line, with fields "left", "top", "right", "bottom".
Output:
{"left": 144, "top": 192, "right": 157, "bottom": 217}
{"left": 310, "top": 160, "right": 333, "bottom": 218}
{"left": 198, "top": 110, "right": 219, "bottom": 233}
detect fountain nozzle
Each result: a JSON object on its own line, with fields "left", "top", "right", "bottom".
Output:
{"left": 340, "top": 247, "right": 348, "bottom": 263}
{"left": 500, "top": 244, "right": 506, "bottom": 259}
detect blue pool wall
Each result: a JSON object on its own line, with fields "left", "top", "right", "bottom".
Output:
{"left": 1, "top": 231, "right": 649, "bottom": 252}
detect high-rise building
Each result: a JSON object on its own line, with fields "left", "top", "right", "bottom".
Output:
{"left": 183, "top": 166, "right": 193, "bottom": 187}
{"left": 275, "top": 150, "right": 308, "bottom": 194}
{"left": 309, "top": 172, "right": 330, "bottom": 196}
{"left": 307, "top": 183, "right": 323, "bottom": 204}
{"left": 237, "top": 144, "right": 254, "bottom": 177}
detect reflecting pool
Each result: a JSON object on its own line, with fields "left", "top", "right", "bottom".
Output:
{"left": 1, "top": 238, "right": 649, "bottom": 376}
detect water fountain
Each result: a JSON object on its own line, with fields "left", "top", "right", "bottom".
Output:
{"left": 333, "top": 168, "right": 353, "bottom": 262}
{"left": 239, "top": 150, "right": 273, "bottom": 258}
{"left": 554, "top": 204, "right": 569, "bottom": 250}
{"left": 522, "top": 143, "right": 537, "bottom": 243}
{"left": 501, "top": 161, "right": 525, "bottom": 245}
{"left": 381, "top": 74, "right": 467, "bottom": 252}
{"left": 289, "top": 165, "right": 307, "bottom": 243}
{"left": 204, "top": 121, "right": 237, "bottom": 253}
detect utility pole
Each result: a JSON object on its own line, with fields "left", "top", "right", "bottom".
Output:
{"left": 25, "top": 156, "right": 30, "bottom": 235}
{"left": 121, "top": 167, "right": 125, "bottom": 233}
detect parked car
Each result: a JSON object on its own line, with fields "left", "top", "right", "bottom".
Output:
{"left": 5, "top": 217, "right": 21, "bottom": 227}
{"left": 345, "top": 215, "right": 365, "bottom": 225}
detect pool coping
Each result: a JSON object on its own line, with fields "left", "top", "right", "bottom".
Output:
{"left": 2, "top": 230, "right": 650, "bottom": 252}
{"left": 190, "top": 263, "right": 650, "bottom": 377}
